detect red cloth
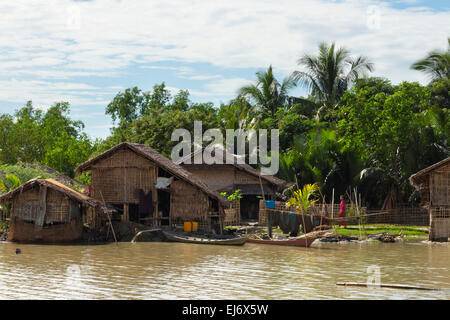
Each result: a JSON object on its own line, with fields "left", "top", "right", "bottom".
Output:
{"left": 338, "top": 210, "right": 347, "bottom": 227}
{"left": 340, "top": 200, "right": 346, "bottom": 212}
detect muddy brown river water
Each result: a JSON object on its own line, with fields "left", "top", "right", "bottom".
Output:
{"left": 0, "top": 240, "right": 448, "bottom": 299}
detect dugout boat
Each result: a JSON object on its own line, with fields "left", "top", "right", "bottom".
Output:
{"left": 247, "top": 233, "right": 320, "bottom": 247}
{"left": 162, "top": 230, "right": 248, "bottom": 245}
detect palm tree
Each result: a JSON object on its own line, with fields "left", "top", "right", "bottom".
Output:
{"left": 218, "top": 97, "right": 257, "bottom": 132}
{"left": 411, "top": 38, "right": 450, "bottom": 81}
{"left": 292, "top": 42, "right": 373, "bottom": 117}
{"left": 238, "top": 65, "right": 296, "bottom": 117}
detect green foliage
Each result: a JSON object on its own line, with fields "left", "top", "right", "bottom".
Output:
{"left": 338, "top": 78, "right": 448, "bottom": 206}
{"left": 238, "top": 65, "right": 296, "bottom": 118}
{"left": 0, "top": 173, "right": 21, "bottom": 192}
{"left": 220, "top": 189, "right": 243, "bottom": 202}
{"left": 411, "top": 38, "right": 450, "bottom": 82}
{"left": 0, "top": 164, "right": 52, "bottom": 187}
{"left": 286, "top": 183, "right": 320, "bottom": 213}
{"left": 292, "top": 42, "right": 373, "bottom": 120}
{"left": 76, "top": 171, "right": 92, "bottom": 186}
{"left": 102, "top": 85, "right": 219, "bottom": 157}
{"left": 0, "top": 101, "right": 95, "bottom": 177}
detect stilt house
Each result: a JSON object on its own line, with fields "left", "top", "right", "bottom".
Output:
{"left": 75, "top": 142, "right": 228, "bottom": 233}
{"left": 410, "top": 157, "right": 450, "bottom": 241}
{"left": 0, "top": 179, "right": 107, "bottom": 243}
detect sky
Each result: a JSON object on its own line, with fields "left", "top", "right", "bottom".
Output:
{"left": 0, "top": 0, "right": 449, "bottom": 139}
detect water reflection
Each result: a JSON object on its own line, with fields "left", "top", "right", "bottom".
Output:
{"left": 0, "top": 240, "right": 448, "bottom": 299}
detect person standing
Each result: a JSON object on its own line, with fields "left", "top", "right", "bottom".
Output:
{"left": 338, "top": 195, "right": 347, "bottom": 227}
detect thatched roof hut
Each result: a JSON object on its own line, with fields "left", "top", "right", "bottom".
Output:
{"left": 174, "top": 146, "right": 287, "bottom": 221}
{"left": 0, "top": 179, "right": 107, "bottom": 243}
{"left": 410, "top": 157, "right": 450, "bottom": 241}
{"left": 75, "top": 142, "right": 228, "bottom": 232}
{"left": 175, "top": 146, "right": 286, "bottom": 191}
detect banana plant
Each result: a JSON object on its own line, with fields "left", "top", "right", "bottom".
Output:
{"left": 286, "top": 183, "right": 320, "bottom": 214}
{"left": 0, "top": 173, "right": 22, "bottom": 192}
{"left": 0, "top": 173, "right": 22, "bottom": 215}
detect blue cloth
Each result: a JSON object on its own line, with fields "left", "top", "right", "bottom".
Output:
{"left": 265, "top": 200, "right": 275, "bottom": 208}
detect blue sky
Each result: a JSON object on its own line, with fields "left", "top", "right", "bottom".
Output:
{"left": 0, "top": 0, "right": 449, "bottom": 139}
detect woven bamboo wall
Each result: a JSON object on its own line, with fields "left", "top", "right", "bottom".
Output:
{"left": 235, "top": 170, "right": 267, "bottom": 185}
{"left": 45, "top": 188, "right": 75, "bottom": 224}
{"left": 182, "top": 167, "right": 236, "bottom": 191}
{"left": 429, "top": 206, "right": 450, "bottom": 241}
{"left": 11, "top": 186, "right": 74, "bottom": 224}
{"left": 224, "top": 200, "right": 240, "bottom": 226}
{"left": 12, "top": 186, "right": 39, "bottom": 223}
{"left": 430, "top": 162, "right": 450, "bottom": 206}
{"left": 91, "top": 148, "right": 157, "bottom": 204}
{"left": 170, "top": 179, "right": 210, "bottom": 222}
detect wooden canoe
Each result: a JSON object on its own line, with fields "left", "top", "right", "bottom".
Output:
{"left": 247, "top": 235, "right": 318, "bottom": 247}
{"left": 162, "top": 231, "right": 248, "bottom": 246}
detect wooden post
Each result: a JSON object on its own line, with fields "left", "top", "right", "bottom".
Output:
{"left": 35, "top": 185, "right": 47, "bottom": 229}
{"left": 259, "top": 175, "right": 271, "bottom": 237}
{"left": 100, "top": 191, "right": 118, "bottom": 245}
{"left": 123, "top": 204, "right": 129, "bottom": 222}
{"left": 354, "top": 187, "right": 367, "bottom": 239}
{"left": 318, "top": 189, "right": 326, "bottom": 228}
{"left": 331, "top": 188, "right": 337, "bottom": 237}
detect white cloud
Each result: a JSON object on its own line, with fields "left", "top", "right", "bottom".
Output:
{"left": 0, "top": 0, "right": 448, "bottom": 115}
{"left": 0, "top": 78, "right": 117, "bottom": 110}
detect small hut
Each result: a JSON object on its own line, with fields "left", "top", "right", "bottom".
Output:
{"left": 174, "top": 146, "right": 286, "bottom": 223}
{"left": 75, "top": 142, "right": 228, "bottom": 233}
{"left": 0, "top": 179, "right": 107, "bottom": 243}
{"left": 410, "top": 157, "right": 450, "bottom": 241}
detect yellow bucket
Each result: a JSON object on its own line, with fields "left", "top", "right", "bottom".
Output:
{"left": 192, "top": 222, "right": 198, "bottom": 232}
{"left": 184, "top": 222, "right": 192, "bottom": 232}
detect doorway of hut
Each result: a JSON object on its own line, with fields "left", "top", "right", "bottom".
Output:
{"left": 128, "top": 203, "right": 140, "bottom": 223}
{"left": 240, "top": 195, "right": 260, "bottom": 222}
{"left": 158, "top": 190, "right": 170, "bottom": 226}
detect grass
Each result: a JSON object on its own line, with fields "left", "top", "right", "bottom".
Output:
{"left": 256, "top": 224, "right": 429, "bottom": 240}
{"left": 334, "top": 224, "right": 428, "bottom": 240}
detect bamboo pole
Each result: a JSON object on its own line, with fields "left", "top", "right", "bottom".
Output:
{"left": 331, "top": 188, "right": 337, "bottom": 237}
{"left": 336, "top": 282, "right": 439, "bottom": 291}
{"left": 354, "top": 187, "right": 367, "bottom": 239}
{"left": 317, "top": 189, "right": 326, "bottom": 229}
{"left": 346, "top": 190, "right": 361, "bottom": 240}
{"left": 258, "top": 175, "right": 271, "bottom": 238}
{"left": 320, "top": 195, "right": 325, "bottom": 228}
{"left": 100, "top": 191, "right": 118, "bottom": 245}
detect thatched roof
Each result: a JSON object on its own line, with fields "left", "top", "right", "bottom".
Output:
{"left": 75, "top": 142, "right": 228, "bottom": 205}
{"left": 173, "top": 146, "right": 287, "bottom": 190}
{"left": 19, "top": 163, "right": 88, "bottom": 191}
{"left": 0, "top": 178, "right": 105, "bottom": 209}
{"left": 409, "top": 157, "right": 450, "bottom": 188}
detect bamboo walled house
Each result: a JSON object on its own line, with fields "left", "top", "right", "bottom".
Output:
{"left": 75, "top": 142, "right": 229, "bottom": 233}
{"left": 410, "top": 157, "right": 450, "bottom": 241}
{"left": 174, "top": 147, "right": 286, "bottom": 223}
{"left": 0, "top": 179, "right": 108, "bottom": 243}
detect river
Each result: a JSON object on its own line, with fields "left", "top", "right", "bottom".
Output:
{"left": 0, "top": 240, "right": 448, "bottom": 299}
